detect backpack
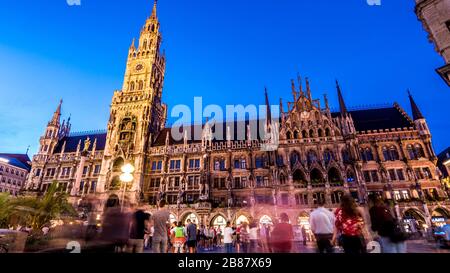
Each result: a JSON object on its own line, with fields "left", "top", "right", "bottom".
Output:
{"left": 175, "top": 227, "right": 185, "bottom": 238}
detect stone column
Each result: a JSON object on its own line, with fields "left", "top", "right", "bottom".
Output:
{"left": 71, "top": 155, "right": 87, "bottom": 196}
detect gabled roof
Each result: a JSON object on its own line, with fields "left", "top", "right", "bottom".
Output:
{"left": 0, "top": 153, "right": 31, "bottom": 171}
{"left": 53, "top": 132, "right": 107, "bottom": 153}
{"left": 331, "top": 105, "right": 414, "bottom": 132}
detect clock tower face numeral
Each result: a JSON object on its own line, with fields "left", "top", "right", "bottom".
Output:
{"left": 135, "top": 63, "right": 144, "bottom": 72}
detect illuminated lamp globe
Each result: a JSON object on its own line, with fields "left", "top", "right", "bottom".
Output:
{"left": 121, "top": 163, "right": 135, "bottom": 174}
{"left": 120, "top": 173, "right": 134, "bottom": 183}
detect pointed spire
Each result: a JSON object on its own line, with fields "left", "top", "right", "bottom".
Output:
{"left": 306, "top": 77, "right": 312, "bottom": 101}
{"left": 279, "top": 98, "right": 284, "bottom": 113}
{"left": 265, "top": 87, "right": 272, "bottom": 123}
{"left": 291, "top": 79, "right": 297, "bottom": 102}
{"left": 336, "top": 80, "right": 348, "bottom": 116}
{"left": 324, "top": 94, "right": 329, "bottom": 110}
{"left": 297, "top": 73, "right": 304, "bottom": 97}
{"left": 130, "top": 38, "right": 136, "bottom": 50}
{"left": 50, "top": 99, "right": 63, "bottom": 125}
{"left": 408, "top": 89, "right": 424, "bottom": 120}
{"left": 150, "top": 0, "right": 158, "bottom": 19}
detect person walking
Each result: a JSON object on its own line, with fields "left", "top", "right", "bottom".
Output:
{"left": 309, "top": 199, "right": 336, "bottom": 253}
{"left": 249, "top": 221, "right": 259, "bottom": 253}
{"left": 334, "top": 195, "right": 367, "bottom": 254}
{"left": 301, "top": 225, "right": 307, "bottom": 246}
{"left": 240, "top": 222, "right": 250, "bottom": 253}
{"left": 369, "top": 194, "right": 407, "bottom": 253}
{"left": 224, "top": 221, "right": 235, "bottom": 253}
{"left": 186, "top": 219, "right": 198, "bottom": 253}
{"left": 171, "top": 221, "right": 187, "bottom": 253}
{"left": 151, "top": 200, "right": 170, "bottom": 253}
{"left": 270, "top": 213, "right": 294, "bottom": 253}
{"left": 127, "top": 208, "right": 151, "bottom": 253}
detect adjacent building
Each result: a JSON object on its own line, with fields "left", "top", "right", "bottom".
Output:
{"left": 25, "top": 1, "right": 450, "bottom": 237}
{"left": 0, "top": 153, "right": 31, "bottom": 196}
{"left": 415, "top": 0, "right": 450, "bottom": 86}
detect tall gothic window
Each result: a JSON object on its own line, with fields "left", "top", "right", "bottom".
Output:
{"left": 138, "top": 81, "right": 144, "bottom": 90}
{"left": 130, "top": 81, "right": 135, "bottom": 91}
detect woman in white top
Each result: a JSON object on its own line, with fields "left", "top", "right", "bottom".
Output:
{"left": 223, "top": 221, "right": 235, "bottom": 253}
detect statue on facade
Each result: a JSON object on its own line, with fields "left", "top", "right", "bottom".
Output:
{"left": 272, "top": 189, "right": 278, "bottom": 206}
{"left": 83, "top": 137, "right": 91, "bottom": 153}
{"left": 177, "top": 189, "right": 185, "bottom": 208}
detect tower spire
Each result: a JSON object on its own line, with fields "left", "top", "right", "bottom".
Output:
{"left": 50, "top": 99, "right": 63, "bottom": 125}
{"left": 265, "top": 87, "right": 272, "bottom": 124}
{"left": 408, "top": 89, "right": 424, "bottom": 120}
{"left": 297, "top": 73, "right": 304, "bottom": 97}
{"left": 336, "top": 80, "right": 348, "bottom": 116}
{"left": 150, "top": 0, "right": 158, "bottom": 19}
{"left": 306, "top": 77, "right": 312, "bottom": 101}
{"left": 291, "top": 79, "right": 297, "bottom": 102}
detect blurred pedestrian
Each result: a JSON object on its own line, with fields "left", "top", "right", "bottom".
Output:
{"left": 224, "top": 221, "right": 235, "bottom": 253}
{"left": 100, "top": 199, "right": 131, "bottom": 253}
{"left": 369, "top": 194, "right": 407, "bottom": 253}
{"left": 151, "top": 200, "right": 170, "bottom": 253}
{"left": 249, "top": 221, "right": 259, "bottom": 253}
{"left": 270, "top": 213, "right": 294, "bottom": 253}
{"left": 310, "top": 199, "right": 335, "bottom": 253}
{"left": 334, "top": 195, "right": 366, "bottom": 254}
{"left": 240, "top": 222, "right": 250, "bottom": 253}
{"left": 127, "top": 207, "right": 150, "bottom": 253}
{"left": 301, "top": 225, "right": 307, "bottom": 246}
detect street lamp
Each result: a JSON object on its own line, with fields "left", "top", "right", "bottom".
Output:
{"left": 120, "top": 163, "right": 135, "bottom": 212}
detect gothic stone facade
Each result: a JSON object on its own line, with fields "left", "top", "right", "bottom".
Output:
{"left": 416, "top": 0, "right": 450, "bottom": 86}
{"left": 26, "top": 2, "right": 450, "bottom": 231}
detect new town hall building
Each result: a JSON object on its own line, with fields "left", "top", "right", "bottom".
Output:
{"left": 25, "top": 2, "right": 450, "bottom": 237}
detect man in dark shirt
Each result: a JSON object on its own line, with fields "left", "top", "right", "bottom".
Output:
{"left": 186, "top": 219, "right": 198, "bottom": 253}
{"left": 127, "top": 208, "right": 151, "bottom": 253}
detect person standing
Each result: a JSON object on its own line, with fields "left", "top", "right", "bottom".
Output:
{"left": 151, "top": 200, "right": 170, "bottom": 253}
{"left": 127, "top": 208, "right": 151, "bottom": 253}
{"left": 240, "top": 222, "right": 250, "bottom": 253}
{"left": 171, "top": 221, "right": 187, "bottom": 253}
{"left": 369, "top": 194, "right": 407, "bottom": 253}
{"left": 224, "top": 221, "right": 235, "bottom": 253}
{"left": 186, "top": 219, "right": 198, "bottom": 253}
{"left": 249, "top": 221, "right": 259, "bottom": 253}
{"left": 334, "top": 195, "right": 367, "bottom": 254}
{"left": 309, "top": 199, "right": 336, "bottom": 253}
{"left": 269, "top": 213, "right": 294, "bottom": 253}
{"left": 301, "top": 225, "right": 307, "bottom": 246}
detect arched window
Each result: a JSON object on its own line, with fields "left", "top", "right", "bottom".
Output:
{"left": 143, "top": 39, "right": 148, "bottom": 49}
{"left": 138, "top": 81, "right": 144, "bottom": 90}
{"left": 364, "top": 148, "right": 374, "bottom": 161}
{"left": 309, "top": 129, "right": 315, "bottom": 138}
{"left": 293, "top": 170, "right": 307, "bottom": 188}
{"left": 318, "top": 129, "right": 324, "bottom": 137}
{"left": 293, "top": 131, "right": 299, "bottom": 139}
{"left": 307, "top": 150, "right": 318, "bottom": 165}
{"left": 112, "top": 158, "right": 124, "bottom": 172}
{"left": 129, "top": 81, "right": 135, "bottom": 91}
{"left": 286, "top": 131, "right": 292, "bottom": 140}
{"left": 328, "top": 167, "right": 343, "bottom": 186}
{"left": 331, "top": 191, "right": 344, "bottom": 204}
{"left": 389, "top": 146, "right": 399, "bottom": 161}
{"left": 323, "top": 149, "right": 334, "bottom": 164}
{"left": 290, "top": 151, "right": 301, "bottom": 168}
{"left": 302, "top": 130, "right": 308, "bottom": 139}
{"left": 407, "top": 145, "right": 417, "bottom": 160}
{"left": 310, "top": 169, "right": 325, "bottom": 186}
{"left": 240, "top": 157, "right": 247, "bottom": 169}
{"left": 414, "top": 144, "right": 425, "bottom": 158}
{"left": 325, "top": 128, "right": 331, "bottom": 137}
{"left": 382, "top": 146, "right": 391, "bottom": 161}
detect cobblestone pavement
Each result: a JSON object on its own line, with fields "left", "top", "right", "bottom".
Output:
{"left": 144, "top": 240, "right": 450, "bottom": 254}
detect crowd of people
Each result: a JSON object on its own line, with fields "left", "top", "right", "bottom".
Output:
{"left": 95, "top": 194, "right": 450, "bottom": 254}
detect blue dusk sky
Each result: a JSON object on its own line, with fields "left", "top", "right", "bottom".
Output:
{"left": 0, "top": 0, "right": 448, "bottom": 156}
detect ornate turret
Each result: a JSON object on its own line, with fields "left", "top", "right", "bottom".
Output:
{"left": 336, "top": 80, "right": 348, "bottom": 117}
{"left": 408, "top": 90, "right": 430, "bottom": 137}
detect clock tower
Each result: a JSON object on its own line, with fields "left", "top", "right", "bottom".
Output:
{"left": 97, "top": 0, "right": 167, "bottom": 203}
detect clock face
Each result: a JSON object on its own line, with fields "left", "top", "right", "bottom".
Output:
{"left": 135, "top": 64, "right": 144, "bottom": 72}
